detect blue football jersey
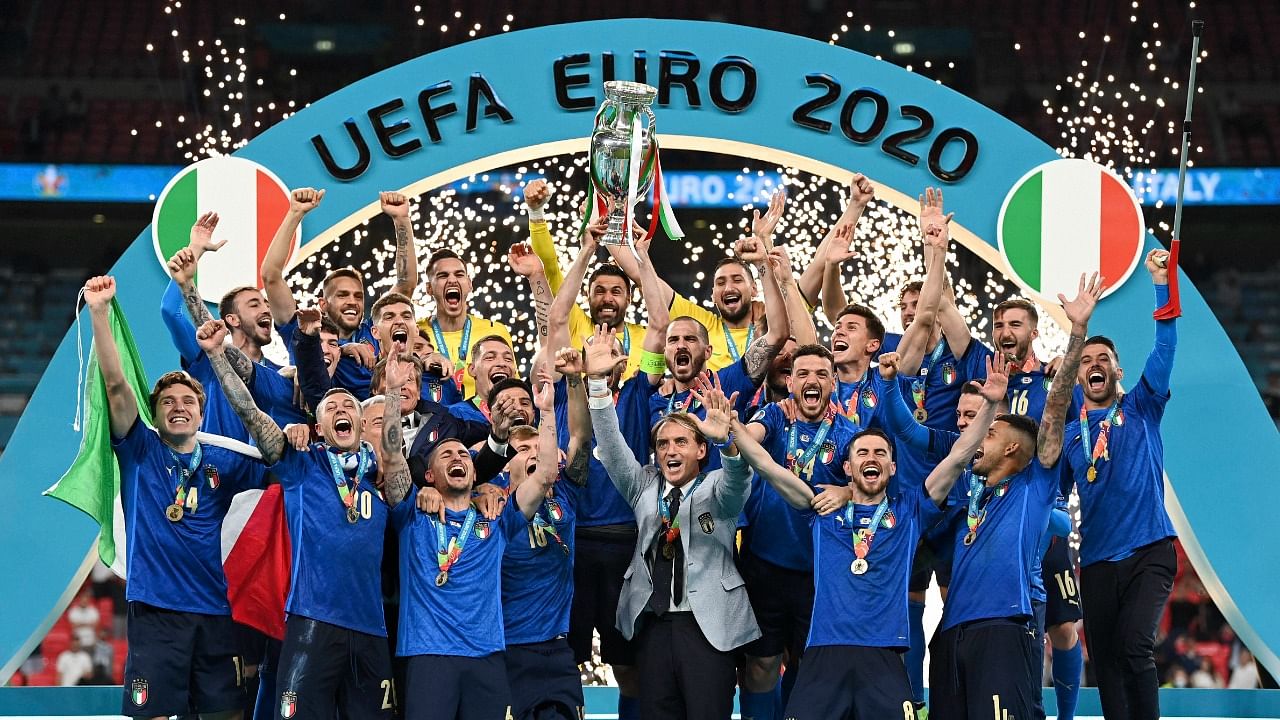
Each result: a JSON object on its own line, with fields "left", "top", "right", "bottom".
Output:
{"left": 502, "top": 475, "right": 580, "bottom": 644}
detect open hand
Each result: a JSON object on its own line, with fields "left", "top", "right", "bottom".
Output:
{"left": 507, "top": 242, "right": 543, "bottom": 278}
{"left": 751, "top": 189, "right": 786, "bottom": 248}
{"left": 979, "top": 356, "right": 1010, "bottom": 401}
{"left": 1058, "top": 272, "right": 1105, "bottom": 329}
{"left": 189, "top": 212, "right": 228, "bottom": 256}
{"left": 584, "top": 324, "right": 627, "bottom": 379}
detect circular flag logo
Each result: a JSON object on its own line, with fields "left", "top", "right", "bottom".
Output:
{"left": 152, "top": 156, "right": 296, "bottom": 304}
{"left": 997, "top": 158, "right": 1145, "bottom": 302}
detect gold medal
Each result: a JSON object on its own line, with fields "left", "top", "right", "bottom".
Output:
{"left": 963, "top": 530, "right": 976, "bottom": 546}
{"left": 1086, "top": 466, "right": 1098, "bottom": 483}
{"left": 435, "top": 571, "right": 448, "bottom": 587}
{"left": 346, "top": 506, "right": 359, "bottom": 524}
{"left": 914, "top": 408, "right": 928, "bottom": 422}
{"left": 166, "top": 504, "right": 184, "bottom": 522}
{"left": 662, "top": 543, "right": 675, "bottom": 560}
{"left": 851, "top": 558, "right": 869, "bottom": 575}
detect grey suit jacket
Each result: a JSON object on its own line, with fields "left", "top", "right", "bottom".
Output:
{"left": 590, "top": 402, "right": 760, "bottom": 652}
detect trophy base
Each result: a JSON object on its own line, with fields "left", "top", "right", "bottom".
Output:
{"left": 600, "top": 231, "right": 628, "bottom": 247}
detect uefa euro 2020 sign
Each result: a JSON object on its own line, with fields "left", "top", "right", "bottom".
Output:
{"left": 0, "top": 19, "right": 1277, "bottom": 680}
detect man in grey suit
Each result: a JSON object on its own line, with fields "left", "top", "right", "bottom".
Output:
{"left": 583, "top": 324, "right": 759, "bottom": 720}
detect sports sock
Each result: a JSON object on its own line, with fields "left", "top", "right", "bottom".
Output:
{"left": 907, "top": 599, "right": 927, "bottom": 703}
{"left": 1052, "top": 640, "right": 1083, "bottom": 720}
{"left": 738, "top": 688, "right": 781, "bottom": 720}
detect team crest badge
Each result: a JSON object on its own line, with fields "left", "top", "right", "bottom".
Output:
{"left": 861, "top": 388, "right": 878, "bottom": 409}
{"left": 698, "top": 512, "right": 714, "bottom": 534}
{"left": 546, "top": 499, "right": 564, "bottom": 522}
{"left": 130, "top": 680, "right": 148, "bottom": 707}
{"left": 882, "top": 511, "right": 897, "bottom": 529}
{"left": 1042, "top": 377, "right": 1053, "bottom": 390}
{"left": 205, "top": 465, "right": 220, "bottom": 489}
{"left": 1114, "top": 410, "right": 1125, "bottom": 426}
{"left": 427, "top": 380, "right": 442, "bottom": 402}
{"left": 280, "top": 691, "right": 298, "bottom": 719}
{"left": 474, "top": 521, "right": 491, "bottom": 540}
{"left": 427, "top": 428, "right": 439, "bottom": 443}
{"left": 940, "top": 363, "right": 956, "bottom": 385}
{"left": 819, "top": 442, "right": 836, "bottom": 464}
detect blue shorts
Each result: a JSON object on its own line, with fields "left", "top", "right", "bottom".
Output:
{"left": 276, "top": 615, "right": 393, "bottom": 720}
{"left": 404, "top": 653, "right": 510, "bottom": 720}
{"left": 1042, "top": 536, "right": 1083, "bottom": 626}
{"left": 782, "top": 645, "right": 915, "bottom": 719}
{"left": 121, "top": 601, "right": 244, "bottom": 717}
{"left": 505, "top": 638, "right": 584, "bottom": 720}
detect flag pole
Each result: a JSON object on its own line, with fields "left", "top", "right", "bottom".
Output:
{"left": 1155, "top": 19, "right": 1203, "bottom": 320}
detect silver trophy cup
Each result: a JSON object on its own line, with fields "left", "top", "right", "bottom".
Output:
{"left": 588, "top": 81, "right": 659, "bottom": 246}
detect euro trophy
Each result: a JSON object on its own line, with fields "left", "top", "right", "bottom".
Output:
{"left": 588, "top": 81, "right": 659, "bottom": 247}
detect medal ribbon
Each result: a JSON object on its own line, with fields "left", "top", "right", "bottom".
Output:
{"left": 911, "top": 338, "right": 948, "bottom": 415}
{"left": 1079, "top": 397, "right": 1123, "bottom": 474}
{"left": 167, "top": 442, "right": 203, "bottom": 509}
{"left": 847, "top": 496, "right": 891, "bottom": 560}
{"left": 785, "top": 408, "right": 835, "bottom": 478}
{"left": 533, "top": 499, "right": 568, "bottom": 553}
{"left": 432, "top": 316, "right": 472, "bottom": 391}
{"left": 326, "top": 444, "right": 372, "bottom": 510}
{"left": 964, "top": 473, "right": 1010, "bottom": 538}
{"left": 721, "top": 322, "right": 756, "bottom": 363}
{"left": 665, "top": 388, "right": 700, "bottom": 417}
{"left": 434, "top": 506, "right": 478, "bottom": 576}
{"left": 836, "top": 368, "right": 872, "bottom": 426}
{"left": 658, "top": 473, "right": 706, "bottom": 543}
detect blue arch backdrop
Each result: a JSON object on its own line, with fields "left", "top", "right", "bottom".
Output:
{"left": 2, "top": 19, "right": 1277, "bottom": 683}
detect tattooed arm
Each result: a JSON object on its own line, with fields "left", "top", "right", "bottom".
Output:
{"left": 380, "top": 354, "right": 413, "bottom": 507}
{"left": 167, "top": 247, "right": 256, "bottom": 382}
{"left": 1038, "top": 274, "right": 1104, "bottom": 467}
{"left": 197, "top": 321, "right": 285, "bottom": 464}
{"left": 382, "top": 192, "right": 419, "bottom": 298}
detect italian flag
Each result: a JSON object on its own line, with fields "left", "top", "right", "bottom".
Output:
{"left": 998, "top": 159, "right": 1144, "bottom": 300}
{"left": 152, "top": 157, "right": 294, "bottom": 304}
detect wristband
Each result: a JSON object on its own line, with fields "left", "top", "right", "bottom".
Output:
{"left": 586, "top": 377, "right": 610, "bottom": 396}
{"left": 712, "top": 431, "right": 734, "bottom": 450}
{"left": 639, "top": 349, "right": 666, "bottom": 375}
{"left": 527, "top": 207, "right": 546, "bottom": 222}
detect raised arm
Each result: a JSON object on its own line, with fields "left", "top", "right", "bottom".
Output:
{"left": 261, "top": 188, "right": 324, "bottom": 325}
{"left": 1038, "top": 273, "right": 1104, "bottom": 467}
{"left": 160, "top": 279, "right": 201, "bottom": 365}
{"left": 514, "top": 365, "right": 560, "bottom": 518}
{"left": 876, "top": 352, "right": 935, "bottom": 453}
{"left": 768, "top": 245, "right": 817, "bottom": 346}
{"left": 687, "top": 375, "right": 752, "bottom": 516}
{"left": 895, "top": 189, "right": 953, "bottom": 374}
{"left": 554, "top": 348, "right": 592, "bottom": 486}
{"left": 731, "top": 417, "right": 814, "bottom": 510}
{"left": 381, "top": 192, "right": 419, "bottom": 298}
{"left": 83, "top": 277, "right": 137, "bottom": 439}
{"left": 739, "top": 192, "right": 789, "bottom": 384}
{"left": 924, "top": 357, "right": 1007, "bottom": 504}
{"left": 524, "top": 179, "right": 566, "bottom": 293}
{"left": 800, "top": 173, "right": 873, "bottom": 311}
{"left": 508, "top": 241, "right": 552, "bottom": 354}
{"left": 292, "top": 308, "right": 334, "bottom": 411}
{"left": 381, "top": 351, "right": 414, "bottom": 507}
{"left": 585, "top": 324, "right": 645, "bottom": 505}
{"left": 604, "top": 233, "right": 676, "bottom": 310}
{"left": 549, "top": 217, "right": 603, "bottom": 353}
{"left": 196, "top": 320, "right": 286, "bottom": 464}
{"left": 167, "top": 235, "right": 254, "bottom": 382}
{"left": 1144, "top": 248, "right": 1176, "bottom": 395}
{"left": 633, "top": 228, "right": 671, "bottom": 384}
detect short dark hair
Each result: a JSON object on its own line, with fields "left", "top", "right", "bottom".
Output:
{"left": 668, "top": 316, "right": 710, "bottom": 345}
{"left": 588, "top": 264, "right": 633, "bottom": 295}
{"left": 960, "top": 381, "right": 983, "bottom": 396}
{"left": 370, "top": 291, "right": 416, "bottom": 320}
{"left": 650, "top": 412, "right": 710, "bottom": 469}
{"left": 715, "top": 256, "right": 755, "bottom": 280}
{"left": 898, "top": 280, "right": 924, "bottom": 302}
{"left": 149, "top": 371, "right": 206, "bottom": 416}
{"left": 218, "top": 286, "right": 261, "bottom": 322}
{"left": 487, "top": 377, "right": 532, "bottom": 409}
{"left": 370, "top": 353, "right": 424, "bottom": 393}
{"left": 321, "top": 267, "right": 364, "bottom": 295}
{"left": 835, "top": 304, "right": 886, "bottom": 343}
{"left": 993, "top": 297, "right": 1040, "bottom": 326}
{"left": 995, "top": 413, "right": 1039, "bottom": 451}
{"left": 319, "top": 315, "right": 340, "bottom": 336}
{"left": 1083, "top": 335, "right": 1119, "bottom": 361}
{"left": 850, "top": 427, "right": 895, "bottom": 460}
{"left": 427, "top": 249, "right": 464, "bottom": 276}
{"left": 469, "top": 334, "right": 513, "bottom": 360}
{"left": 791, "top": 343, "right": 835, "bottom": 369}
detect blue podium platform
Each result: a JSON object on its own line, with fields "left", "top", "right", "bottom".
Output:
{"left": 1, "top": 686, "right": 1278, "bottom": 718}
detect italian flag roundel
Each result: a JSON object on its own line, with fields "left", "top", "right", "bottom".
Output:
{"left": 997, "top": 158, "right": 1145, "bottom": 302}
{"left": 152, "top": 156, "right": 295, "bottom": 304}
